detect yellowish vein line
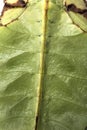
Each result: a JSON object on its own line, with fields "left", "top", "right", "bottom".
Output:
{"left": 35, "top": 0, "right": 49, "bottom": 130}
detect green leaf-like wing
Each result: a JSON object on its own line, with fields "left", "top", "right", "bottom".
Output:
{"left": 0, "top": 0, "right": 87, "bottom": 130}
{"left": 0, "top": 1, "right": 43, "bottom": 130}
{"left": 37, "top": 0, "right": 87, "bottom": 130}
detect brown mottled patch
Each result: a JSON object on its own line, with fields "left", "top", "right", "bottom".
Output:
{"left": 1, "top": 0, "right": 28, "bottom": 16}
{"left": 64, "top": 0, "right": 87, "bottom": 32}
{"left": 65, "top": 3, "right": 87, "bottom": 18}
{"left": 0, "top": 0, "right": 28, "bottom": 26}
{"left": 5, "top": 0, "right": 27, "bottom": 8}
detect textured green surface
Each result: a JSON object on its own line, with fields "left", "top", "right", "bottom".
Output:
{"left": 38, "top": 0, "right": 87, "bottom": 130}
{"left": 0, "top": 0, "right": 87, "bottom": 130}
{"left": 0, "top": 1, "right": 42, "bottom": 130}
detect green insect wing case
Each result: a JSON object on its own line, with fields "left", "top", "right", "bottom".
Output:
{"left": 0, "top": 0, "right": 87, "bottom": 130}
{"left": 0, "top": 0, "right": 43, "bottom": 130}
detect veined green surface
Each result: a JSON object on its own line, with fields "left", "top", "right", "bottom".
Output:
{"left": 38, "top": 0, "right": 87, "bottom": 130}
{"left": 0, "top": 1, "right": 43, "bottom": 130}
{"left": 0, "top": 0, "right": 87, "bottom": 130}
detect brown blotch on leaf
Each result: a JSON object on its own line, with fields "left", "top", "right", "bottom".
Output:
{"left": 1, "top": 0, "right": 28, "bottom": 16}
{"left": 4, "top": 0, "right": 27, "bottom": 8}
{"left": 66, "top": 4, "right": 87, "bottom": 18}
{"left": 0, "top": 0, "right": 28, "bottom": 26}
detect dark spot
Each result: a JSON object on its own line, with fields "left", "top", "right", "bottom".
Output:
{"left": 48, "top": 35, "right": 52, "bottom": 37}
{"left": 85, "top": 126, "right": 87, "bottom": 130}
{"left": 38, "top": 34, "right": 41, "bottom": 37}
{"left": 19, "top": 0, "right": 26, "bottom": 7}
{"left": 35, "top": 116, "right": 38, "bottom": 130}
{"left": 67, "top": 4, "right": 76, "bottom": 12}
{"left": 37, "top": 20, "right": 41, "bottom": 23}
{"left": 49, "top": 20, "right": 54, "bottom": 23}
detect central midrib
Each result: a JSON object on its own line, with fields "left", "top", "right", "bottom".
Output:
{"left": 35, "top": 0, "right": 49, "bottom": 130}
